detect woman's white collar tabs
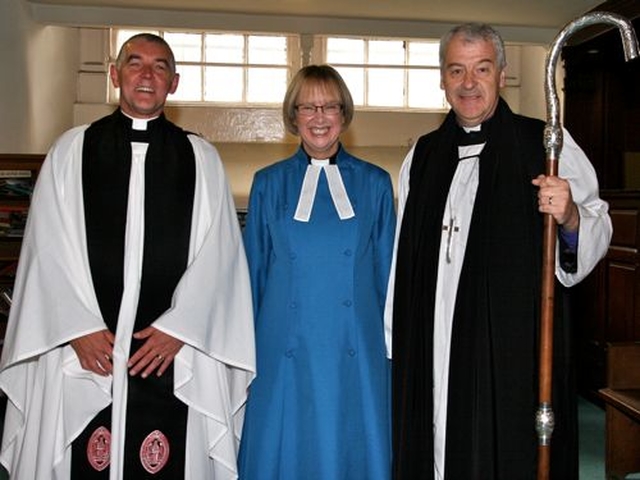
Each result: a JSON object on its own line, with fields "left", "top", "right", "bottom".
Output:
{"left": 293, "top": 158, "right": 355, "bottom": 222}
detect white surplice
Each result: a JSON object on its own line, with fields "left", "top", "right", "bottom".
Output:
{"left": 0, "top": 123, "right": 256, "bottom": 479}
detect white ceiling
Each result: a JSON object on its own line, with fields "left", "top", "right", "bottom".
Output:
{"left": 25, "top": 0, "right": 637, "bottom": 44}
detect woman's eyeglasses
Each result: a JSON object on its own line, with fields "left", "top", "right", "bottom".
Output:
{"left": 295, "top": 103, "right": 343, "bottom": 116}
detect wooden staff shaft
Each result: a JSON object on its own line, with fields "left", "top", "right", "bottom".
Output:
{"left": 539, "top": 155, "right": 558, "bottom": 401}
{"left": 536, "top": 155, "right": 558, "bottom": 480}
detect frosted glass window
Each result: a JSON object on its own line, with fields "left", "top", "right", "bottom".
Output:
{"left": 205, "top": 66, "right": 243, "bottom": 102}
{"left": 326, "top": 38, "right": 365, "bottom": 64}
{"left": 369, "top": 40, "right": 404, "bottom": 65}
{"left": 111, "top": 28, "right": 293, "bottom": 105}
{"left": 171, "top": 65, "right": 202, "bottom": 101}
{"left": 164, "top": 32, "right": 202, "bottom": 62}
{"left": 247, "top": 68, "right": 288, "bottom": 102}
{"left": 325, "top": 36, "right": 445, "bottom": 110}
{"left": 408, "top": 42, "right": 440, "bottom": 66}
{"left": 369, "top": 68, "right": 404, "bottom": 106}
{"left": 408, "top": 69, "right": 448, "bottom": 109}
{"left": 248, "top": 36, "right": 287, "bottom": 65}
{"left": 206, "top": 35, "right": 244, "bottom": 63}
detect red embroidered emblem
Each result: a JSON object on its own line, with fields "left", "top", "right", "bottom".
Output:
{"left": 87, "top": 426, "right": 111, "bottom": 471}
{"left": 139, "top": 430, "right": 170, "bottom": 474}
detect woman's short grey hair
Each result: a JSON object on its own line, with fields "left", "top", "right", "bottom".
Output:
{"left": 282, "top": 65, "right": 354, "bottom": 136}
{"left": 439, "top": 23, "right": 507, "bottom": 71}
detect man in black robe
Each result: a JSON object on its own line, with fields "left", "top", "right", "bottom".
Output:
{"left": 386, "top": 23, "right": 611, "bottom": 480}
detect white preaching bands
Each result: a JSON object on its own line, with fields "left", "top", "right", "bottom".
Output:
{"left": 294, "top": 158, "right": 355, "bottom": 222}
{"left": 441, "top": 141, "right": 484, "bottom": 264}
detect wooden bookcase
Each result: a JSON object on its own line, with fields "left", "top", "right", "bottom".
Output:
{"left": 0, "top": 154, "right": 45, "bottom": 343}
{"left": 562, "top": 15, "right": 640, "bottom": 402}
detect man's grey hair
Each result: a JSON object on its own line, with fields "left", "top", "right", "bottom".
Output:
{"left": 115, "top": 33, "right": 176, "bottom": 75}
{"left": 439, "top": 23, "right": 507, "bottom": 71}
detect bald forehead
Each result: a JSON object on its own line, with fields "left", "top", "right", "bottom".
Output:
{"left": 119, "top": 38, "right": 175, "bottom": 73}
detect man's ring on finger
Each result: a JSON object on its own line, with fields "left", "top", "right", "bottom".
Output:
{"left": 156, "top": 354, "right": 164, "bottom": 361}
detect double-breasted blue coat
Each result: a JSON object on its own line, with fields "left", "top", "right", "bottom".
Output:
{"left": 238, "top": 145, "right": 396, "bottom": 479}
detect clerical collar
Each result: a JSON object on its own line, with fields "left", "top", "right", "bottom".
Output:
{"left": 457, "top": 124, "right": 486, "bottom": 147}
{"left": 301, "top": 145, "right": 338, "bottom": 165}
{"left": 118, "top": 110, "right": 163, "bottom": 143}
{"left": 293, "top": 149, "right": 355, "bottom": 222}
{"left": 119, "top": 110, "right": 161, "bottom": 131}
{"left": 455, "top": 124, "right": 486, "bottom": 162}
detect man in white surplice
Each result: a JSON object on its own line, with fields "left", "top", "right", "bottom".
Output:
{"left": 0, "top": 33, "right": 255, "bottom": 479}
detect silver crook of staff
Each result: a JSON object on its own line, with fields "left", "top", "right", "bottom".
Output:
{"left": 537, "top": 11, "right": 639, "bottom": 480}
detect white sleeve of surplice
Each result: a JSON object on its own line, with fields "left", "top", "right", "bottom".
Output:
{"left": 556, "top": 128, "right": 612, "bottom": 287}
{"left": 383, "top": 146, "right": 415, "bottom": 360}
{"left": 0, "top": 125, "right": 112, "bottom": 479}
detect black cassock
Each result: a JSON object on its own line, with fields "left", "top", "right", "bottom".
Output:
{"left": 391, "top": 99, "right": 578, "bottom": 480}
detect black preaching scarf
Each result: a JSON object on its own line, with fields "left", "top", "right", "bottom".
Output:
{"left": 71, "top": 109, "right": 195, "bottom": 479}
{"left": 392, "top": 98, "right": 578, "bottom": 480}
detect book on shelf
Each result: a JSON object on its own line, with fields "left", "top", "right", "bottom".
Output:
{"left": 0, "top": 205, "right": 28, "bottom": 237}
{"left": 0, "top": 177, "right": 33, "bottom": 199}
{"left": 0, "top": 170, "right": 31, "bottom": 179}
{"left": 0, "top": 262, "right": 17, "bottom": 282}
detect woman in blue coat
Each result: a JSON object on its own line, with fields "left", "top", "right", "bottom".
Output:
{"left": 238, "top": 65, "right": 396, "bottom": 480}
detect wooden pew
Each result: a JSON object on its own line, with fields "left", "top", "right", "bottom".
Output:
{"left": 599, "top": 342, "right": 640, "bottom": 480}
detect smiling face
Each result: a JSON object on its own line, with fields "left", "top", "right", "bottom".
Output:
{"left": 441, "top": 33, "right": 506, "bottom": 127}
{"left": 110, "top": 37, "right": 179, "bottom": 119}
{"left": 293, "top": 81, "right": 346, "bottom": 159}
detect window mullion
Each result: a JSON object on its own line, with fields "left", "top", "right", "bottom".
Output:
{"left": 243, "top": 34, "right": 249, "bottom": 103}
{"left": 364, "top": 39, "right": 370, "bottom": 106}
{"left": 404, "top": 41, "right": 409, "bottom": 108}
{"left": 201, "top": 33, "right": 206, "bottom": 102}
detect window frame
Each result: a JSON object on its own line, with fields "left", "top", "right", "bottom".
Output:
{"left": 109, "top": 28, "right": 300, "bottom": 107}
{"left": 108, "top": 28, "right": 450, "bottom": 113}
{"left": 321, "top": 35, "right": 449, "bottom": 112}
